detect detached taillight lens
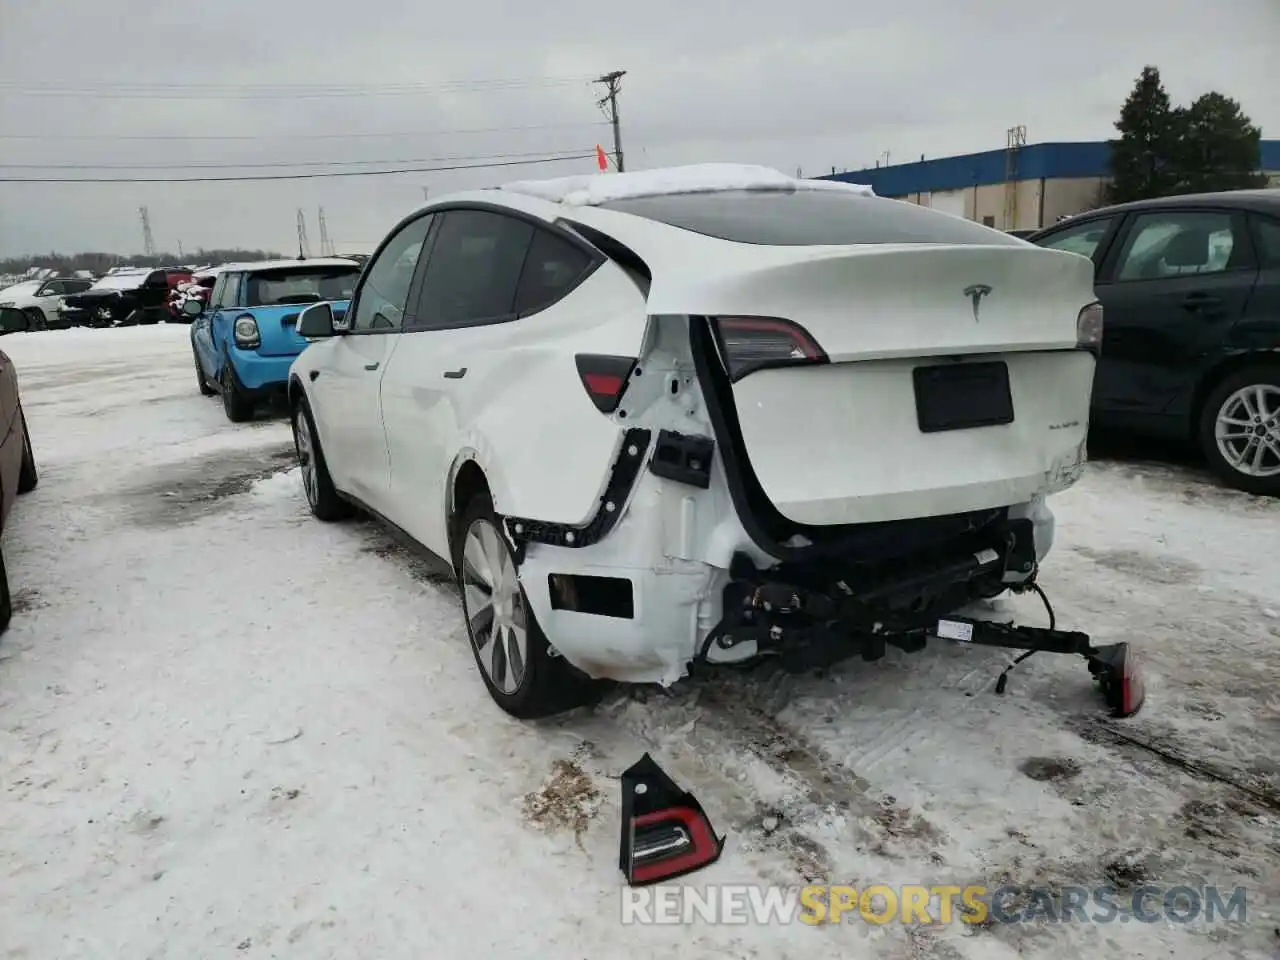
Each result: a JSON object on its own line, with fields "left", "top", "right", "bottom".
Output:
{"left": 575, "top": 353, "right": 636, "bottom": 414}
{"left": 1076, "top": 302, "right": 1103, "bottom": 355}
{"left": 713, "top": 316, "right": 827, "bottom": 382}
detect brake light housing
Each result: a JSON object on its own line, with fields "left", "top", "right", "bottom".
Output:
{"left": 712, "top": 316, "right": 828, "bottom": 382}
{"left": 575, "top": 354, "right": 636, "bottom": 414}
{"left": 1076, "top": 302, "right": 1103, "bottom": 355}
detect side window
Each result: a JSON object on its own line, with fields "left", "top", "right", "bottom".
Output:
{"left": 38, "top": 281, "right": 64, "bottom": 295}
{"left": 209, "top": 273, "right": 231, "bottom": 310}
{"left": 1113, "top": 211, "right": 1244, "bottom": 282}
{"left": 67, "top": 280, "right": 92, "bottom": 293}
{"left": 1035, "top": 217, "right": 1115, "bottom": 260}
{"left": 1252, "top": 216, "right": 1280, "bottom": 267}
{"left": 513, "top": 228, "right": 594, "bottom": 316}
{"left": 351, "top": 214, "right": 433, "bottom": 332}
{"left": 413, "top": 210, "right": 535, "bottom": 329}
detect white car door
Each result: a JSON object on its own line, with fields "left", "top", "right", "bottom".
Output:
{"left": 380, "top": 208, "right": 595, "bottom": 561}
{"left": 310, "top": 212, "right": 434, "bottom": 511}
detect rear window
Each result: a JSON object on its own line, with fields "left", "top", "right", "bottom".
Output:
{"left": 245, "top": 267, "right": 360, "bottom": 307}
{"left": 599, "top": 190, "right": 1024, "bottom": 246}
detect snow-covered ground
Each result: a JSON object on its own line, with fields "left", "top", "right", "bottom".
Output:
{"left": 0, "top": 325, "right": 1276, "bottom": 960}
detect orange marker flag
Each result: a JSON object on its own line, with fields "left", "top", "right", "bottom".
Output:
{"left": 596, "top": 144, "right": 609, "bottom": 171}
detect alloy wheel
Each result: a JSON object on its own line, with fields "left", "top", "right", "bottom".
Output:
{"left": 460, "top": 519, "right": 528, "bottom": 695}
{"left": 293, "top": 411, "right": 319, "bottom": 508}
{"left": 1214, "top": 384, "right": 1280, "bottom": 479}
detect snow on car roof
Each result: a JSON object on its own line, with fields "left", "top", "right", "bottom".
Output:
{"left": 498, "top": 163, "right": 875, "bottom": 207}
{"left": 89, "top": 272, "right": 154, "bottom": 291}
{"left": 221, "top": 257, "right": 362, "bottom": 274}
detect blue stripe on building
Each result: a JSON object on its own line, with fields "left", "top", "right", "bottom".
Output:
{"left": 820, "top": 140, "right": 1280, "bottom": 197}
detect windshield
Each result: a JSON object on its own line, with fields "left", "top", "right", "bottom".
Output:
{"left": 0, "top": 281, "right": 42, "bottom": 297}
{"left": 89, "top": 273, "right": 149, "bottom": 291}
{"left": 245, "top": 266, "right": 360, "bottom": 306}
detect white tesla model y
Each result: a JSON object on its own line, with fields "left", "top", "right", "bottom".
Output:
{"left": 287, "top": 164, "right": 1102, "bottom": 719}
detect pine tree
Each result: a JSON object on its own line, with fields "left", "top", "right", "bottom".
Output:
{"left": 1173, "top": 92, "right": 1268, "bottom": 194}
{"left": 1107, "top": 67, "right": 1180, "bottom": 204}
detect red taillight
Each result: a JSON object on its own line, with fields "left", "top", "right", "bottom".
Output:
{"left": 575, "top": 354, "right": 636, "bottom": 414}
{"left": 713, "top": 316, "right": 827, "bottom": 382}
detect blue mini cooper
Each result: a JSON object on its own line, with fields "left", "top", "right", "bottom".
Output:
{"left": 187, "top": 257, "right": 363, "bottom": 421}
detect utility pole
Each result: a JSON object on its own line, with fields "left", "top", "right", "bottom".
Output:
{"left": 139, "top": 207, "right": 156, "bottom": 257}
{"left": 296, "top": 209, "right": 311, "bottom": 259}
{"left": 421, "top": 186, "right": 430, "bottom": 202}
{"left": 594, "top": 70, "right": 626, "bottom": 172}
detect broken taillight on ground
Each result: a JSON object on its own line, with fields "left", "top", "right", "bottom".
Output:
{"left": 619, "top": 753, "right": 724, "bottom": 886}
{"left": 1087, "top": 643, "right": 1145, "bottom": 718}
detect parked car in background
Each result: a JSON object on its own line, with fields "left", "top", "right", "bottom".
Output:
{"left": 169, "top": 270, "right": 218, "bottom": 321}
{"left": 59, "top": 269, "right": 175, "bottom": 327}
{"left": 187, "top": 257, "right": 362, "bottom": 421}
{"left": 0, "top": 343, "right": 39, "bottom": 633}
{"left": 0, "top": 277, "right": 95, "bottom": 330}
{"left": 1028, "top": 189, "right": 1280, "bottom": 496}
{"left": 285, "top": 165, "right": 1101, "bottom": 719}
{"left": 0, "top": 307, "right": 32, "bottom": 336}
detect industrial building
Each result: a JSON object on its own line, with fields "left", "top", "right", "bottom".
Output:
{"left": 822, "top": 131, "right": 1280, "bottom": 232}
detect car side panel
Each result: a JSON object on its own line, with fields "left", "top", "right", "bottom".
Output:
{"left": 385, "top": 263, "right": 649, "bottom": 533}
{"left": 0, "top": 353, "right": 22, "bottom": 529}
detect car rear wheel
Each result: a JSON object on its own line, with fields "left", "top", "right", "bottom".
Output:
{"left": 454, "top": 493, "right": 593, "bottom": 719}
{"left": 16, "top": 407, "right": 37, "bottom": 495}
{"left": 1199, "top": 365, "right": 1280, "bottom": 497}
{"left": 193, "top": 345, "right": 216, "bottom": 396}
{"left": 291, "top": 394, "right": 352, "bottom": 522}
{"left": 220, "top": 361, "right": 255, "bottom": 423}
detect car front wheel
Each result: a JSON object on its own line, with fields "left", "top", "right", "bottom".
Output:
{"left": 1199, "top": 365, "right": 1280, "bottom": 497}
{"left": 454, "top": 493, "right": 593, "bottom": 719}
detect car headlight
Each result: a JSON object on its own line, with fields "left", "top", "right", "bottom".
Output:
{"left": 233, "top": 314, "right": 260, "bottom": 349}
{"left": 1076, "top": 302, "right": 1103, "bottom": 355}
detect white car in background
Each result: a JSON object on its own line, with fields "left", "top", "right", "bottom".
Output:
{"left": 0, "top": 277, "right": 95, "bottom": 329}
{"left": 286, "top": 164, "right": 1103, "bottom": 719}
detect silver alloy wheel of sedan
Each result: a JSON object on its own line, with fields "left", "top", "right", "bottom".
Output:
{"left": 461, "top": 518, "right": 528, "bottom": 695}
{"left": 1214, "top": 383, "right": 1280, "bottom": 479}
{"left": 293, "top": 410, "right": 319, "bottom": 509}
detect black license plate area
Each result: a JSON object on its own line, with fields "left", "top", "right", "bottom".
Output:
{"left": 913, "top": 361, "right": 1014, "bottom": 433}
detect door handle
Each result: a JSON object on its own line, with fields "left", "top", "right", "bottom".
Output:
{"left": 364, "top": 362, "right": 380, "bottom": 371}
{"left": 443, "top": 367, "right": 468, "bottom": 379}
{"left": 1182, "top": 292, "right": 1221, "bottom": 310}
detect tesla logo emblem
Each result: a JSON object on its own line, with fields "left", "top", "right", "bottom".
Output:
{"left": 963, "top": 284, "right": 992, "bottom": 321}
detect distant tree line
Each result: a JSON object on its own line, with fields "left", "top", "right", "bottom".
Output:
{"left": 0, "top": 249, "right": 287, "bottom": 276}
{"left": 1107, "top": 66, "right": 1269, "bottom": 205}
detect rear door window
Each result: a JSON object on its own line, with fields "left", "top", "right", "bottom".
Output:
{"left": 1111, "top": 211, "right": 1249, "bottom": 282}
{"left": 513, "top": 228, "right": 595, "bottom": 316}
{"left": 598, "top": 190, "right": 1025, "bottom": 246}
{"left": 413, "top": 209, "right": 536, "bottom": 328}
{"left": 1252, "top": 215, "right": 1280, "bottom": 267}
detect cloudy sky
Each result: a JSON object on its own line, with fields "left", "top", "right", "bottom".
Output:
{"left": 1, "top": 0, "right": 1276, "bottom": 259}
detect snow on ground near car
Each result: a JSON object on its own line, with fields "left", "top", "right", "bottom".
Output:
{"left": 0, "top": 326, "right": 1276, "bottom": 960}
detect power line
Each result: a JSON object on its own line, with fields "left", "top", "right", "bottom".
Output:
{"left": 0, "top": 152, "right": 595, "bottom": 184}
{"left": 0, "top": 121, "right": 608, "bottom": 142}
{"left": 0, "top": 75, "right": 595, "bottom": 101}
{"left": 0, "top": 147, "right": 598, "bottom": 171}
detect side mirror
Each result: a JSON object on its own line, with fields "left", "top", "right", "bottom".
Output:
{"left": 181, "top": 298, "right": 205, "bottom": 318}
{"left": 297, "top": 301, "right": 337, "bottom": 338}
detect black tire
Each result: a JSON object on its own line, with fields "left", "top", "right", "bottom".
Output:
{"left": 1198, "top": 364, "right": 1280, "bottom": 497}
{"left": 16, "top": 408, "right": 37, "bottom": 494}
{"left": 291, "top": 393, "right": 352, "bottom": 522}
{"left": 220, "top": 359, "right": 256, "bottom": 423}
{"left": 193, "top": 345, "right": 216, "bottom": 396}
{"left": 454, "top": 493, "right": 593, "bottom": 719}
{"left": 0, "top": 543, "right": 11, "bottom": 636}
{"left": 21, "top": 309, "right": 44, "bottom": 332}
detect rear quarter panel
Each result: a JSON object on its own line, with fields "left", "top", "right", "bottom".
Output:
{"left": 446, "top": 264, "right": 649, "bottom": 526}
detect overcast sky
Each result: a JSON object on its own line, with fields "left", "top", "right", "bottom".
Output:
{"left": 1, "top": 0, "right": 1276, "bottom": 260}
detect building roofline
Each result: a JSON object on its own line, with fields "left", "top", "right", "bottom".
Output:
{"left": 820, "top": 139, "right": 1280, "bottom": 198}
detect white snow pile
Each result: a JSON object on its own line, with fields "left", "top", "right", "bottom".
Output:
{"left": 500, "top": 163, "right": 875, "bottom": 207}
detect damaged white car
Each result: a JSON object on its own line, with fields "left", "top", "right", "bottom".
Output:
{"left": 287, "top": 164, "right": 1142, "bottom": 720}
